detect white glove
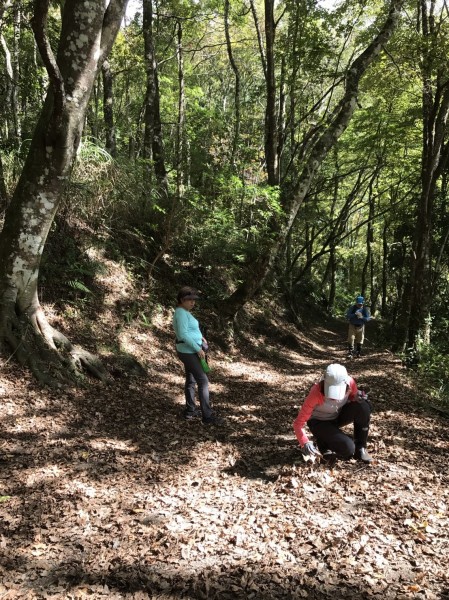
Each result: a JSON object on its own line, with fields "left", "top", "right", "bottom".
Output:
{"left": 356, "top": 311, "right": 363, "bottom": 318}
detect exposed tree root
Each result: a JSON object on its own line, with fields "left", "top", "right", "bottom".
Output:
{"left": 0, "top": 303, "right": 111, "bottom": 386}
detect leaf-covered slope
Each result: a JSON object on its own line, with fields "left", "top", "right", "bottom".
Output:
{"left": 0, "top": 313, "right": 448, "bottom": 599}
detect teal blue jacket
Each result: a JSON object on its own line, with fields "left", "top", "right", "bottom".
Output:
{"left": 173, "top": 306, "right": 202, "bottom": 354}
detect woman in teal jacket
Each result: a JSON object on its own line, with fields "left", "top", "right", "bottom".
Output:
{"left": 173, "top": 286, "right": 221, "bottom": 425}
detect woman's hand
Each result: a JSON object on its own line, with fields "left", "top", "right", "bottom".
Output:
{"left": 198, "top": 349, "right": 206, "bottom": 359}
{"left": 302, "top": 441, "right": 321, "bottom": 456}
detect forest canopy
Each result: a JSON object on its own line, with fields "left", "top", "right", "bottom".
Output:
{"left": 0, "top": 0, "right": 449, "bottom": 400}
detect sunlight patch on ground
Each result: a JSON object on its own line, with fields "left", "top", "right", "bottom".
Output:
{"left": 219, "top": 360, "right": 283, "bottom": 380}
{"left": 2, "top": 299, "right": 449, "bottom": 598}
{"left": 88, "top": 438, "right": 138, "bottom": 451}
{"left": 25, "top": 464, "right": 65, "bottom": 485}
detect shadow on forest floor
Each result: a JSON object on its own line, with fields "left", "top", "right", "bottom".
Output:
{"left": 1, "top": 312, "right": 448, "bottom": 599}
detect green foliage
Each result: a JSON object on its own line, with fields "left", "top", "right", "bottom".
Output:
{"left": 67, "top": 280, "right": 93, "bottom": 295}
{"left": 415, "top": 344, "right": 449, "bottom": 409}
{"left": 40, "top": 230, "right": 106, "bottom": 311}
{"left": 173, "top": 180, "right": 283, "bottom": 276}
{"left": 0, "top": 149, "right": 23, "bottom": 196}
{"left": 62, "top": 142, "right": 165, "bottom": 248}
{"left": 6, "top": 0, "right": 449, "bottom": 365}
{"left": 92, "top": 26, "right": 145, "bottom": 154}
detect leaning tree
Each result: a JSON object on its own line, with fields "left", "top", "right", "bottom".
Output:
{"left": 221, "top": 0, "right": 404, "bottom": 318}
{"left": 0, "top": 0, "right": 128, "bottom": 384}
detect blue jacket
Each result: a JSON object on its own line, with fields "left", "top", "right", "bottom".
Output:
{"left": 346, "top": 304, "right": 371, "bottom": 326}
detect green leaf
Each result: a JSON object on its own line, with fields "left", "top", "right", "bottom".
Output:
{"left": 68, "top": 280, "right": 92, "bottom": 294}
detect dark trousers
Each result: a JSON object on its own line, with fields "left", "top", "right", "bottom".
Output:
{"left": 307, "top": 399, "right": 371, "bottom": 459}
{"left": 177, "top": 352, "right": 212, "bottom": 420}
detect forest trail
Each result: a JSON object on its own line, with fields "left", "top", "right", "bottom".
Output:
{"left": 0, "top": 315, "right": 448, "bottom": 599}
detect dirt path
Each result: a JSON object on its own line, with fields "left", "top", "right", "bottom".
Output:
{"left": 0, "top": 316, "right": 448, "bottom": 599}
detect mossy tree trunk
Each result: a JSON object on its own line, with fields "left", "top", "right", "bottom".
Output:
{"left": 0, "top": 0, "right": 127, "bottom": 385}
{"left": 0, "top": 152, "right": 7, "bottom": 211}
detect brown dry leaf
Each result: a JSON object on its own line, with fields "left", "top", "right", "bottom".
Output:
{"left": 1, "top": 317, "right": 449, "bottom": 599}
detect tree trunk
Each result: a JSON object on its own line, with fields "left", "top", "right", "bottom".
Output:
{"left": 0, "top": 0, "right": 128, "bottom": 385}
{"left": 0, "top": 0, "right": 16, "bottom": 147}
{"left": 102, "top": 59, "right": 116, "bottom": 157}
{"left": 0, "top": 151, "right": 7, "bottom": 211}
{"left": 224, "top": 0, "right": 241, "bottom": 167}
{"left": 11, "top": 2, "right": 21, "bottom": 146}
{"left": 328, "top": 246, "right": 337, "bottom": 312}
{"left": 250, "top": 0, "right": 279, "bottom": 184}
{"left": 175, "top": 19, "right": 185, "bottom": 203}
{"left": 0, "top": 31, "right": 13, "bottom": 142}
{"left": 397, "top": 0, "right": 449, "bottom": 351}
{"left": 221, "top": 0, "right": 403, "bottom": 318}
{"left": 143, "top": 0, "right": 167, "bottom": 188}
{"left": 144, "top": 5, "right": 176, "bottom": 278}
{"left": 381, "top": 221, "right": 388, "bottom": 316}
{"left": 264, "top": 0, "right": 279, "bottom": 185}
{"left": 362, "top": 175, "right": 375, "bottom": 296}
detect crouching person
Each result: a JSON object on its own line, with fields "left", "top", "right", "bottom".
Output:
{"left": 293, "top": 363, "right": 373, "bottom": 464}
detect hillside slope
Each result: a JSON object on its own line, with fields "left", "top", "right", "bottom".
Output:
{"left": 0, "top": 300, "right": 448, "bottom": 599}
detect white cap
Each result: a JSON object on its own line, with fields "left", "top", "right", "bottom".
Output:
{"left": 324, "top": 364, "right": 350, "bottom": 400}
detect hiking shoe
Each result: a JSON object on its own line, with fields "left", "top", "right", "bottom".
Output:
{"left": 321, "top": 450, "right": 337, "bottom": 466}
{"left": 184, "top": 409, "right": 201, "bottom": 421}
{"left": 202, "top": 415, "right": 224, "bottom": 426}
{"left": 354, "top": 447, "right": 373, "bottom": 463}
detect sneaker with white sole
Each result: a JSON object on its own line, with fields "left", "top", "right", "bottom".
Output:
{"left": 183, "top": 408, "right": 201, "bottom": 421}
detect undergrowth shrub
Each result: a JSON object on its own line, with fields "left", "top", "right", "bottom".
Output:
{"left": 416, "top": 345, "right": 449, "bottom": 408}
{"left": 174, "top": 178, "right": 282, "bottom": 265}
{"left": 57, "top": 140, "right": 180, "bottom": 270}
{"left": 63, "top": 141, "right": 159, "bottom": 227}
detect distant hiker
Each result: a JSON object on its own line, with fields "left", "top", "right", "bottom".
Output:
{"left": 346, "top": 295, "right": 371, "bottom": 358}
{"left": 173, "top": 286, "right": 222, "bottom": 425}
{"left": 293, "top": 363, "right": 373, "bottom": 464}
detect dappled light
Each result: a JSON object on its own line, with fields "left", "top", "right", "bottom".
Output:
{"left": 1, "top": 314, "right": 448, "bottom": 598}
{"left": 1, "top": 0, "right": 449, "bottom": 597}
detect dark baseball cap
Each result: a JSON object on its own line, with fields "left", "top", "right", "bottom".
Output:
{"left": 177, "top": 286, "right": 200, "bottom": 302}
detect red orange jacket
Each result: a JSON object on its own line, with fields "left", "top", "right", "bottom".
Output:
{"left": 293, "top": 377, "right": 359, "bottom": 447}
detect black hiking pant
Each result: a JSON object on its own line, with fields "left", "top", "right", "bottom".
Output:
{"left": 307, "top": 399, "right": 371, "bottom": 459}
{"left": 177, "top": 351, "right": 213, "bottom": 420}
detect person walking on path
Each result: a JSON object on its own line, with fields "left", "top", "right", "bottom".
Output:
{"left": 346, "top": 295, "right": 371, "bottom": 358}
{"left": 293, "top": 363, "right": 373, "bottom": 464}
{"left": 173, "top": 286, "right": 222, "bottom": 425}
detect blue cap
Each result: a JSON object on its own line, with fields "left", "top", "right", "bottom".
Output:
{"left": 356, "top": 296, "right": 364, "bottom": 304}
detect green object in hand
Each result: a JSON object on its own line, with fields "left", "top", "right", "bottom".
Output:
{"left": 200, "top": 358, "right": 211, "bottom": 373}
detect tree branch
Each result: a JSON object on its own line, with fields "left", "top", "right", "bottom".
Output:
{"left": 31, "top": 0, "right": 65, "bottom": 116}
{"left": 285, "top": 0, "right": 404, "bottom": 225}
{"left": 101, "top": 0, "right": 128, "bottom": 61}
{"left": 249, "top": 0, "right": 266, "bottom": 80}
